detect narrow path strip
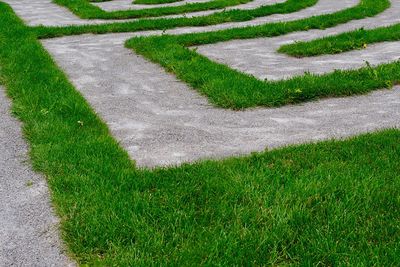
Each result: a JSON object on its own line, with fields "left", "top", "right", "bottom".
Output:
{"left": 2, "top": 0, "right": 283, "bottom": 26}
{"left": 1, "top": 0, "right": 131, "bottom": 26}
{"left": 196, "top": 0, "right": 400, "bottom": 80}
{"left": 0, "top": 87, "right": 74, "bottom": 266}
{"left": 95, "top": 0, "right": 212, "bottom": 11}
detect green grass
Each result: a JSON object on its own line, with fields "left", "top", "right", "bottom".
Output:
{"left": 89, "top": 0, "right": 111, "bottom": 3}
{"left": 35, "top": 0, "right": 316, "bottom": 38}
{"left": 1, "top": 0, "right": 400, "bottom": 265}
{"left": 54, "top": 0, "right": 253, "bottom": 19}
{"left": 125, "top": 0, "right": 396, "bottom": 109}
{"left": 279, "top": 23, "right": 400, "bottom": 57}
{"left": 134, "top": 0, "right": 182, "bottom": 4}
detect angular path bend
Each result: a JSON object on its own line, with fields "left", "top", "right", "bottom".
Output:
{"left": 42, "top": 0, "right": 400, "bottom": 167}
{"left": 3, "top": 0, "right": 399, "bottom": 265}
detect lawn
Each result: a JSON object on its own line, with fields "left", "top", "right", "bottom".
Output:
{"left": 55, "top": 0, "right": 254, "bottom": 19}
{"left": 0, "top": 0, "right": 399, "bottom": 265}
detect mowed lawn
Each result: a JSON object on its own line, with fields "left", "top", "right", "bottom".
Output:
{"left": 0, "top": 0, "right": 399, "bottom": 265}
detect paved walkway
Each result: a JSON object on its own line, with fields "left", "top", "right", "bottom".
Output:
{"left": 95, "top": 0, "right": 217, "bottom": 11}
{"left": 197, "top": 0, "right": 400, "bottom": 80}
{"left": 1, "top": 0, "right": 399, "bottom": 265}
{"left": 0, "top": 87, "right": 74, "bottom": 266}
{"left": 2, "top": 0, "right": 284, "bottom": 26}
{"left": 42, "top": 0, "right": 400, "bottom": 167}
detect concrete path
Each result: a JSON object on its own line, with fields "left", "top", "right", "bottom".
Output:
{"left": 94, "top": 0, "right": 212, "bottom": 11}
{"left": 41, "top": 1, "right": 400, "bottom": 167}
{"left": 2, "top": 0, "right": 398, "bottom": 264}
{"left": 2, "top": 0, "right": 285, "bottom": 26}
{"left": 2, "top": 0, "right": 356, "bottom": 31}
{"left": 0, "top": 87, "right": 74, "bottom": 266}
{"left": 197, "top": 0, "right": 400, "bottom": 80}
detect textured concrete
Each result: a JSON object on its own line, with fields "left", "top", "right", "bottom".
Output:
{"left": 94, "top": 0, "right": 212, "bottom": 11}
{"left": 42, "top": 0, "right": 400, "bottom": 168}
{"left": 198, "top": 41, "right": 400, "bottom": 81}
{"left": 2, "top": 0, "right": 284, "bottom": 26}
{"left": 94, "top": 0, "right": 285, "bottom": 18}
{"left": 196, "top": 0, "right": 400, "bottom": 80}
{"left": 2, "top": 0, "right": 355, "bottom": 28}
{"left": 0, "top": 87, "right": 74, "bottom": 266}
{"left": 1, "top": 0, "right": 116, "bottom": 26}
{"left": 166, "top": 0, "right": 359, "bottom": 35}
{"left": 2, "top": 0, "right": 398, "bottom": 264}
{"left": 7, "top": 0, "right": 306, "bottom": 27}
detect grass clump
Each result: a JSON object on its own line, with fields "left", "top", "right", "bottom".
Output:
{"left": 54, "top": 0, "right": 253, "bottom": 19}
{"left": 279, "top": 23, "right": 400, "bottom": 57}
{"left": 134, "top": 0, "right": 182, "bottom": 4}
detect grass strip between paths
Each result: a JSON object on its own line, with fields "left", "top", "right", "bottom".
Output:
{"left": 125, "top": 0, "right": 397, "bottom": 109}
{"left": 89, "top": 0, "right": 111, "bottom": 3}
{"left": 134, "top": 0, "right": 183, "bottom": 4}
{"left": 54, "top": 0, "right": 253, "bottom": 19}
{"left": 278, "top": 23, "right": 400, "bottom": 57}
{"left": 0, "top": 1, "right": 400, "bottom": 265}
{"left": 34, "top": 0, "right": 316, "bottom": 38}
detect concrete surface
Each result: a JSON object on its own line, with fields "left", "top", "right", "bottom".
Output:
{"left": 1, "top": 0, "right": 357, "bottom": 28}
{"left": 40, "top": 0, "right": 400, "bottom": 167}
{"left": 94, "top": 0, "right": 212, "bottom": 11}
{"left": 1, "top": 0, "right": 284, "bottom": 26}
{"left": 0, "top": 87, "right": 74, "bottom": 266}
{"left": 2, "top": 0, "right": 398, "bottom": 265}
{"left": 196, "top": 0, "right": 400, "bottom": 80}
{"left": 42, "top": 1, "right": 400, "bottom": 167}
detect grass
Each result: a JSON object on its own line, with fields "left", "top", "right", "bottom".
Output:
{"left": 54, "top": 0, "right": 253, "bottom": 19}
{"left": 134, "top": 0, "right": 182, "bottom": 4}
{"left": 89, "top": 0, "right": 111, "bottom": 3}
{"left": 34, "top": 0, "right": 317, "bottom": 38}
{"left": 125, "top": 0, "right": 396, "bottom": 109}
{"left": 279, "top": 23, "right": 400, "bottom": 57}
{"left": 0, "top": 0, "right": 399, "bottom": 265}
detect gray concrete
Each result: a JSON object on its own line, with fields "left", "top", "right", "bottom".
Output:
{"left": 196, "top": 0, "right": 400, "bottom": 80}
{"left": 1, "top": 0, "right": 398, "bottom": 264}
{"left": 197, "top": 41, "right": 400, "bottom": 81}
{"left": 94, "top": 0, "right": 285, "bottom": 17}
{"left": 124, "top": 0, "right": 357, "bottom": 38}
{"left": 1, "top": 0, "right": 284, "bottom": 26}
{"left": 94, "top": 0, "right": 212, "bottom": 11}
{"left": 42, "top": 0, "right": 400, "bottom": 167}
{"left": 163, "top": 0, "right": 358, "bottom": 35}
{"left": 40, "top": 0, "right": 399, "bottom": 167}
{"left": 2, "top": 0, "right": 355, "bottom": 28}
{"left": 1, "top": 0, "right": 135, "bottom": 26}
{"left": 0, "top": 87, "right": 74, "bottom": 266}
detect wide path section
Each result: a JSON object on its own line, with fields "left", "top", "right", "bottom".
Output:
{"left": 42, "top": 32, "right": 400, "bottom": 167}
